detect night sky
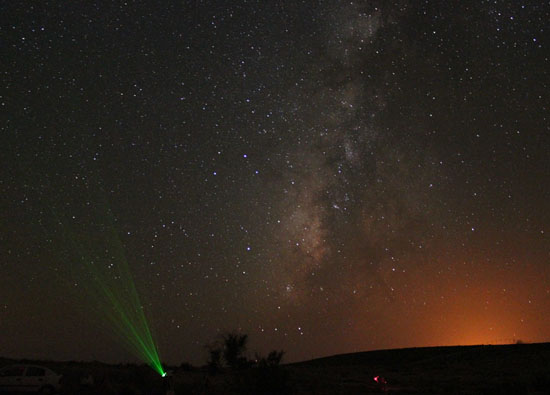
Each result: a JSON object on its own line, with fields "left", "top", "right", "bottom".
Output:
{"left": 1, "top": 1, "right": 549, "bottom": 366}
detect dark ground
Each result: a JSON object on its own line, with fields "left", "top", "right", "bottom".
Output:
{"left": 2, "top": 342, "right": 549, "bottom": 394}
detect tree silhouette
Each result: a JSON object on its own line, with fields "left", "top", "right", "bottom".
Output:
{"left": 221, "top": 332, "right": 249, "bottom": 369}
{"left": 205, "top": 344, "right": 222, "bottom": 375}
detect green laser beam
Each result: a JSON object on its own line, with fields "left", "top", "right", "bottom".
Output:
{"left": 47, "top": 199, "right": 165, "bottom": 376}
{"left": 12, "top": 150, "right": 165, "bottom": 375}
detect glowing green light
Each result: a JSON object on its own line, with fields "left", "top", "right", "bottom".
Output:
{"left": 48, "top": 194, "right": 166, "bottom": 377}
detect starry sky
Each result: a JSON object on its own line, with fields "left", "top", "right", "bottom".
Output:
{"left": 1, "top": 0, "right": 549, "bottom": 366}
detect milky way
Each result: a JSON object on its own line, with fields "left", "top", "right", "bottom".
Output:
{"left": 1, "top": 0, "right": 548, "bottom": 365}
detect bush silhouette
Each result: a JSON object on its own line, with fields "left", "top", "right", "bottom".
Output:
{"left": 256, "top": 350, "right": 285, "bottom": 368}
{"left": 205, "top": 345, "right": 222, "bottom": 375}
{"left": 204, "top": 330, "right": 290, "bottom": 393}
{"left": 221, "top": 332, "right": 249, "bottom": 369}
{"left": 205, "top": 331, "right": 249, "bottom": 371}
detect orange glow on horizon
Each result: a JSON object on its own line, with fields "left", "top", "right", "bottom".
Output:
{"left": 348, "top": 245, "right": 549, "bottom": 354}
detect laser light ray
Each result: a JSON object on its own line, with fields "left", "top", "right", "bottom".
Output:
{"left": 49, "top": 197, "right": 165, "bottom": 376}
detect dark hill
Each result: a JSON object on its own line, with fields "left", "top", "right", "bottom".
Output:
{"left": 287, "top": 343, "right": 550, "bottom": 393}
{"left": 2, "top": 343, "right": 549, "bottom": 393}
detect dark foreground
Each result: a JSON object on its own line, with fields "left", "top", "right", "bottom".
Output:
{"left": 2, "top": 342, "right": 549, "bottom": 394}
